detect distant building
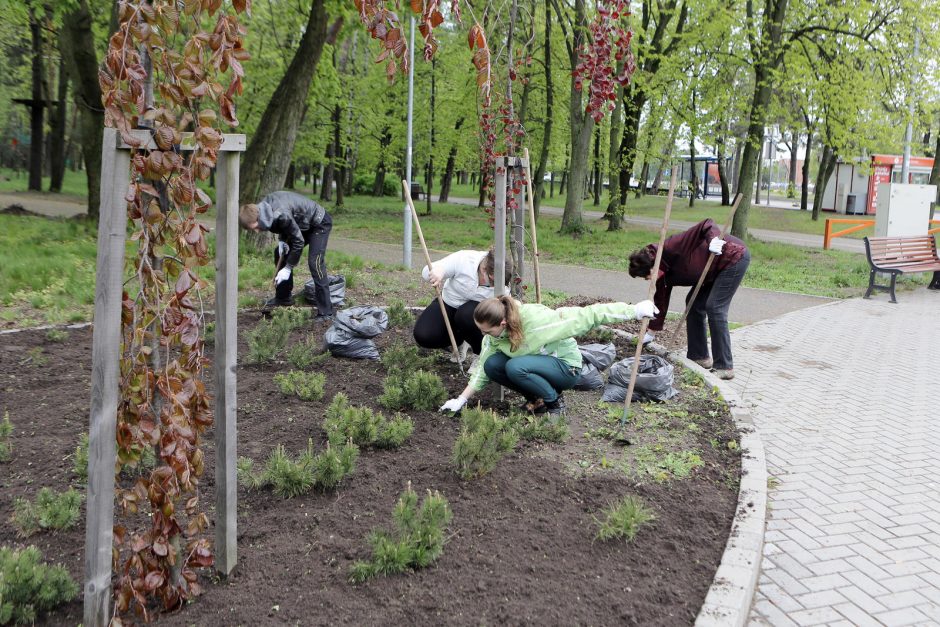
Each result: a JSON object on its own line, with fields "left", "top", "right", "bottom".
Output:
{"left": 820, "top": 154, "right": 935, "bottom": 215}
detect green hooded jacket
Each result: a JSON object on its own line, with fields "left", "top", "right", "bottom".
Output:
{"left": 468, "top": 301, "right": 638, "bottom": 392}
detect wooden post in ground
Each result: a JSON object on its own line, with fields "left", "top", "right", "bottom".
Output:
{"left": 84, "top": 130, "right": 246, "bottom": 625}
{"left": 510, "top": 156, "right": 527, "bottom": 299}
{"left": 494, "top": 161, "right": 508, "bottom": 298}
{"left": 84, "top": 127, "right": 129, "bottom": 627}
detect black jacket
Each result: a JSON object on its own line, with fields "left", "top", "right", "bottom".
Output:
{"left": 256, "top": 191, "right": 327, "bottom": 268}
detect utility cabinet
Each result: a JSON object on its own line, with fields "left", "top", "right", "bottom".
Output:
{"left": 874, "top": 183, "right": 937, "bottom": 237}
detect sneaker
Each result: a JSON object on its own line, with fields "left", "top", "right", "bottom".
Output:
{"left": 692, "top": 357, "right": 713, "bottom": 369}
{"left": 542, "top": 395, "right": 566, "bottom": 424}
{"left": 315, "top": 314, "right": 333, "bottom": 322}
{"left": 261, "top": 296, "right": 294, "bottom": 314}
{"left": 449, "top": 341, "right": 471, "bottom": 363}
{"left": 713, "top": 368, "right": 734, "bottom": 380}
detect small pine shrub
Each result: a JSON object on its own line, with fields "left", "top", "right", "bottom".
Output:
{"left": 380, "top": 341, "right": 435, "bottom": 377}
{"left": 274, "top": 370, "right": 326, "bottom": 401}
{"left": 0, "top": 546, "right": 79, "bottom": 625}
{"left": 45, "top": 328, "right": 68, "bottom": 342}
{"left": 0, "top": 411, "right": 12, "bottom": 463}
{"left": 245, "top": 439, "right": 359, "bottom": 498}
{"left": 72, "top": 433, "right": 89, "bottom": 482}
{"left": 13, "top": 488, "right": 84, "bottom": 537}
{"left": 270, "top": 306, "right": 311, "bottom": 333}
{"left": 386, "top": 300, "right": 413, "bottom": 328}
{"left": 246, "top": 317, "right": 289, "bottom": 363}
{"left": 594, "top": 495, "right": 656, "bottom": 542}
{"left": 452, "top": 406, "right": 519, "bottom": 479}
{"left": 323, "top": 393, "right": 413, "bottom": 448}
{"left": 286, "top": 336, "right": 328, "bottom": 369}
{"left": 507, "top": 412, "right": 568, "bottom": 443}
{"left": 578, "top": 327, "right": 614, "bottom": 344}
{"left": 379, "top": 370, "right": 447, "bottom": 411}
{"left": 349, "top": 483, "right": 452, "bottom": 583}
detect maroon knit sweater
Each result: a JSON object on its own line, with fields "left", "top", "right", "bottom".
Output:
{"left": 643, "top": 219, "right": 747, "bottom": 331}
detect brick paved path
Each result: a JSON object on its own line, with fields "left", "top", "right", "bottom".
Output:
{"left": 724, "top": 290, "right": 940, "bottom": 626}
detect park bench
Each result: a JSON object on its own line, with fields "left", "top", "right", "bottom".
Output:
{"left": 863, "top": 235, "right": 940, "bottom": 303}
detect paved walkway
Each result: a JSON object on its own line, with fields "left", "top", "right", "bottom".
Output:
{"left": 726, "top": 290, "right": 940, "bottom": 626}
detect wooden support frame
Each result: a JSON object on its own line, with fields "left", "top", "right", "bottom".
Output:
{"left": 493, "top": 156, "right": 530, "bottom": 299}
{"left": 84, "top": 128, "right": 245, "bottom": 627}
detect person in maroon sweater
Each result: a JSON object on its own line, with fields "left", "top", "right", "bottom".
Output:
{"left": 627, "top": 219, "right": 750, "bottom": 380}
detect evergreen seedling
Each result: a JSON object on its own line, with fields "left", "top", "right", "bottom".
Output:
{"left": 380, "top": 340, "right": 435, "bottom": 376}
{"left": 13, "top": 488, "right": 84, "bottom": 537}
{"left": 0, "top": 546, "right": 79, "bottom": 625}
{"left": 386, "top": 300, "right": 413, "bottom": 328}
{"left": 286, "top": 335, "right": 328, "bottom": 369}
{"left": 349, "top": 483, "right": 453, "bottom": 583}
{"left": 274, "top": 370, "right": 326, "bottom": 401}
{"left": 452, "top": 406, "right": 519, "bottom": 479}
{"left": 246, "top": 317, "right": 290, "bottom": 363}
{"left": 0, "top": 411, "right": 12, "bottom": 463}
{"left": 379, "top": 370, "right": 447, "bottom": 411}
{"left": 594, "top": 495, "right": 656, "bottom": 542}
{"left": 72, "top": 433, "right": 89, "bottom": 482}
{"left": 323, "top": 393, "right": 413, "bottom": 448}
{"left": 507, "top": 412, "right": 568, "bottom": 442}
{"left": 244, "top": 439, "right": 359, "bottom": 498}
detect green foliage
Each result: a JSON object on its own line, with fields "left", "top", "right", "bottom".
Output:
{"left": 577, "top": 327, "right": 614, "bottom": 344}
{"left": 507, "top": 412, "right": 569, "bottom": 442}
{"left": 452, "top": 406, "right": 519, "bottom": 479}
{"left": 379, "top": 370, "right": 447, "bottom": 411}
{"left": 594, "top": 496, "right": 656, "bottom": 542}
{"left": 203, "top": 321, "right": 215, "bottom": 345}
{"left": 44, "top": 328, "right": 68, "bottom": 343}
{"left": 12, "top": 488, "right": 83, "bottom": 537}
{"left": 274, "top": 370, "right": 326, "bottom": 401}
{"left": 241, "top": 439, "right": 359, "bottom": 498}
{"left": 323, "top": 393, "right": 414, "bottom": 448}
{"left": 385, "top": 300, "right": 413, "bottom": 328}
{"left": 0, "top": 411, "right": 12, "bottom": 463}
{"left": 349, "top": 484, "right": 453, "bottom": 583}
{"left": 246, "top": 307, "right": 311, "bottom": 363}
{"left": 352, "top": 173, "right": 398, "bottom": 197}
{"left": 286, "top": 336, "right": 328, "bottom": 370}
{"left": 0, "top": 546, "right": 79, "bottom": 625}
{"left": 380, "top": 340, "right": 436, "bottom": 376}
{"left": 72, "top": 433, "right": 88, "bottom": 482}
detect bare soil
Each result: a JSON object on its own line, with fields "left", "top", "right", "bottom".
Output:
{"left": 0, "top": 297, "right": 739, "bottom": 625}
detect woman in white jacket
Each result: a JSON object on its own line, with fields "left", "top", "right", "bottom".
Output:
{"left": 414, "top": 249, "right": 512, "bottom": 358}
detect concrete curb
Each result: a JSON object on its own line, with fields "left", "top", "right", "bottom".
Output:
{"left": 607, "top": 329, "right": 766, "bottom": 627}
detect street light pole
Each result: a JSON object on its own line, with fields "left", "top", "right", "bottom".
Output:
{"left": 403, "top": 17, "right": 416, "bottom": 268}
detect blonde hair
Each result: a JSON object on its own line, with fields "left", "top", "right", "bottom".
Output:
{"left": 238, "top": 203, "right": 259, "bottom": 229}
{"left": 473, "top": 295, "right": 524, "bottom": 351}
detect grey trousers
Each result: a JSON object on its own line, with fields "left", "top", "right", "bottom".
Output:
{"left": 685, "top": 249, "right": 750, "bottom": 370}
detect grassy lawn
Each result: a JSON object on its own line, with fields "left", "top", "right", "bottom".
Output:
{"left": 0, "top": 167, "right": 90, "bottom": 201}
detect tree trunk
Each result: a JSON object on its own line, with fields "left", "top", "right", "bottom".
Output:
{"left": 929, "top": 113, "right": 940, "bottom": 212}
{"left": 332, "top": 103, "right": 344, "bottom": 206}
{"left": 592, "top": 126, "right": 601, "bottom": 205}
{"left": 285, "top": 162, "right": 296, "bottom": 189}
{"left": 425, "top": 58, "right": 436, "bottom": 215}
{"left": 373, "top": 127, "right": 390, "bottom": 196}
{"left": 321, "top": 139, "right": 334, "bottom": 201}
{"left": 605, "top": 62, "right": 625, "bottom": 231}
{"left": 28, "top": 6, "right": 45, "bottom": 191}
{"left": 439, "top": 118, "right": 463, "bottom": 203}
{"left": 240, "top": 0, "right": 340, "bottom": 202}
{"left": 734, "top": 65, "right": 774, "bottom": 239}
{"left": 617, "top": 91, "right": 645, "bottom": 205}
{"left": 717, "top": 133, "right": 730, "bottom": 205}
{"left": 731, "top": 141, "right": 742, "bottom": 194}
{"left": 61, "top": 0, "right": 103, "bottom": 219}
{"left": 811, "top": 143, "right": 836, "bottom": 221}
{"left": 49, "top": 56, "right": 68, "bottom": 193}
{"left": 532, "top": 0, "right": 553, "bottom": 218}
{"left": 788, "top": 127, "right": 799, "bottom": 198}
{"left": 801, "top": 130, "right": 812, "bottom": 211}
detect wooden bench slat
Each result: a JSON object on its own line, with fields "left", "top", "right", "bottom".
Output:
{"left": 863, "top": 235, "right": 940, "bottom": 303}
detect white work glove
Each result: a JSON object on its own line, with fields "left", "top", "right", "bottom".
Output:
{"left": 708, "top": 237, "right": 726, "bottom": 255}
{"left": 439, "top": 397, "right": 467, "bottom": 413}
{"left": 643, "top": 331, "right": 656, "bottom": 345}
{"left": 274, "top": 267, "right": 292, "bottom": 285}
{"left": 277, "top": 241, "right": 289, "bottom": 258}
{"left": 634, "top": 300, "right": 659, "bottom": 320}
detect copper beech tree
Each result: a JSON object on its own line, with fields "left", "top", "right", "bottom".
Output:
{"left": 99, "top": 0, "right": 248, "bottom": 620}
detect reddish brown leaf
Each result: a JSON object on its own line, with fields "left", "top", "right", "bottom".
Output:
{"left": 144, "top": 570, "right": 165, "bottom": 591}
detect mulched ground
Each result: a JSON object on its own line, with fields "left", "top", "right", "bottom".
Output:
{"left": 0, "top": 304, "right": 739, "bottom": 625}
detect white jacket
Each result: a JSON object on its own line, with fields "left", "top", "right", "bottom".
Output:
{"left": 422, "top": 250, "right": 501, "bottom": 308}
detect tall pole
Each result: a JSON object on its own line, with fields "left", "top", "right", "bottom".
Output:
{"left": 403, "top": 17, "right": 416, "bottom": 268}
{"left": 900, "top": 29, "right": 919, "bottom": 184}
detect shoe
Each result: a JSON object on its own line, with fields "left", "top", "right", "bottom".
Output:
{"left": 519, "top": 398, "right": 546, "bottom": 414}
{"left": 692, "top": 357, "right": 713, "bottom": 369}
{"left": 449, "top": 341, "right": 471, "bottom": 363}
{"left": 315, "top": 314, "right": 333, "bottom": 322}
{"left": 928, "top": 283, "right": 940, "bottom": 291}
{"left": 713, "top": 369, "right": 734, "bottom": 380}
{"left": 261, "top": 296, "right": 294, "bottom": 314}
{"left": 542, "top": 395, "right": 566, "bottom": 424}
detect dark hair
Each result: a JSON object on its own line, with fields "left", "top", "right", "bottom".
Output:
{"left": 628, "top": 248, "right": 655, "bottom": 278}
{"left": 480, "top": 248, "right": 514, "bottom": 286}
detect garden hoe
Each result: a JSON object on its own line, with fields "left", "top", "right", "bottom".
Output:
{"left": 522, "top": 148, "right": 543, "bottom": 304}
{"left": 667, "top": 192, "right": 743, "bottom": 346}
{"left": 402, "top": 180, "right": 465, "bottom": 376}
{"left": 613, "top": 169, "right": 678, "bottom": 446}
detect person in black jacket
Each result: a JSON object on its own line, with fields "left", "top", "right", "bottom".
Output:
{"left": 239, "top": 191, "right": 333, "bottom": 319}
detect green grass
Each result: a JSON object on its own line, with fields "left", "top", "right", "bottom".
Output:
{"left": 0, "top": 167, "right": 90, "bottom": 199}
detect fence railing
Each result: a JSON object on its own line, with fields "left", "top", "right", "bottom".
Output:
{"left": 824, "top": 218, "right": 940, "bottom": 250}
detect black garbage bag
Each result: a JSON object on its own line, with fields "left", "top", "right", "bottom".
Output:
{"left": 324, "top": 305, "right": 389, "bottom": 359}
{"left": 601, "top": 354, "right": 677, "bottom": 403}
{"left": 573, "top": 343, "right": 616, "bottom": 390}
{"left": 304, "top": 275, "right": 346, "bottom": 308}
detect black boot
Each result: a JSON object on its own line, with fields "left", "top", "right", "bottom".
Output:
{"left": 543, "top": 394, "right": 566, "bottom": 421}
{"left": 261, "top": 296, "right": 294, "bottom": 315}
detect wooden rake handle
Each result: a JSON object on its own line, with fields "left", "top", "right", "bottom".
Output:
{"left": 522, "top": 148, "right": 542, "bottom": 304}
{"left": 402, "top": 180, "right": 465, "bottom": 375}
{"left": 669, "top": 193, "right": 743, "bottom": 344}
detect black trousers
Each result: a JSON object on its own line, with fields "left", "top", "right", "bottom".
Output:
{"left": 274, "top": 212, "right": 333, "bottom": 315}
{"left": 413, "top": 299, "right": 484, "bottom": 354}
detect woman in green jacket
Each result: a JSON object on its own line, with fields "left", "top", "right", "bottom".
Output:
{"left": 439, "top": 295, "right": 657, "bottom": 417}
